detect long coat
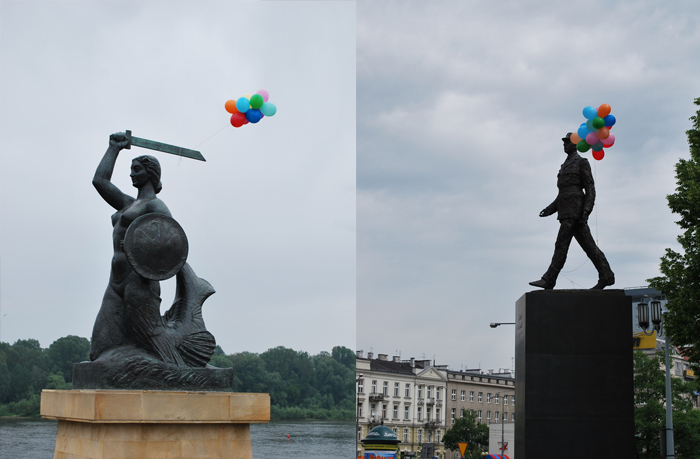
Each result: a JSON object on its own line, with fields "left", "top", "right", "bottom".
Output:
{"left": 543, "top": 153, "right": 595, "bottom": 221}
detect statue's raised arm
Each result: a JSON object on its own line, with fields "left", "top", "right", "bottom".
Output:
{"left": 93, "top": 132, "right": 135, "bottom": 211}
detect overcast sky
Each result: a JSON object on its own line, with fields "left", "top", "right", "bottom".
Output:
{"left": 0, "top": 1, "right": 356, "bottom": 356}
{"left": 357, "top": 0, "right": 700, "bottom": 372}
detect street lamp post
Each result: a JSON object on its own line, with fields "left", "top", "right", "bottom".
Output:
{"left": 637, "top": 299, "right": 674, "bottom": 458}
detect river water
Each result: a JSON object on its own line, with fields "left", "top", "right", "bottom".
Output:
{"left": 0, "top": 418, "right": 354, "bottom": 458}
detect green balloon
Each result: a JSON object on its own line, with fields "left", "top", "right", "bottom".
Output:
{"left": 592, "top": 116, "right": 605, "bottom": 129}
{"left": 577, "top": 140, "right": 591, "bottom": 152}
{"left": 250, "top": 94, "right": 264, "bottom": 109}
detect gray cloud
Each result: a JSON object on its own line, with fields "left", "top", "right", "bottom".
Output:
{"left": 357, "top": 0, "right": 700, "bottom": 370}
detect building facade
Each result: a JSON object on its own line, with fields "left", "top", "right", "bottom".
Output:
{"left": 444, "top": 369, "right": 515, "bottom": 458}
{"left": 356, "top": 351, "right": 448, "bottom": 459}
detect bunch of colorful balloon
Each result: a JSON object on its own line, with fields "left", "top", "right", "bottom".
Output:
{"left": 224, "top": 90, "right": 277, "bottom": 128}
{"left": 570, "top": 104, "right": 617, "bottom": 161}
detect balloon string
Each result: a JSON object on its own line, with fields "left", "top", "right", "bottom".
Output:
{"left": 194, "top": 124, "right": 229, "bottom": 149}
{"left": 593, "top": 159, "right": 599, "bottom": 244}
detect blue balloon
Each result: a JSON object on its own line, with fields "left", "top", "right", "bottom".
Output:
{"left": 245, "top": 108, "right": 262, "bottom": 123}
{"left": 586, "top": 119, "right": 596, "bottom": 132}
{"left": 577, "top": 125, "right": 590, "bottom": 139}
{"left": 260, "top": 102, "right": 277, "bottom": 117}
{"left": 603, "top": 114, "right": 616, "bottom": 127}
{"left": 582, "top": 106, "right": 597, "bottom": 120}
{"left": 236, "top": 97, "right": 250, "bottom": 113}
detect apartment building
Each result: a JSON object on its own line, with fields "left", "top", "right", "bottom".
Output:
{"left": 356, "top": 351, "right": 448, "bottom": 459}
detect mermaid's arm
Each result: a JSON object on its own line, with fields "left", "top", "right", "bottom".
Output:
{"left": 93, "top": 133, "right": 134, "bottom": 211}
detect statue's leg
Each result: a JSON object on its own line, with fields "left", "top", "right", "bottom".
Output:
{"left": 542, "top": 219, "right": 577, "bottom": 285}
{"left": 574, "top": 223, "right": 615, "bottom": 284}
{"left": 90, "top": 285, "right": 126, "bottom": 361}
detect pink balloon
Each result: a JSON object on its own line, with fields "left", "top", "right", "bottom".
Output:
{"left": 586, "top": 132, "right": 600, "bottom": 145}
{"left": 601, "top": 133, "right": 615, "bottom": 147}
{"left": 256, "top": 89, "right": 269, "bottom": 102}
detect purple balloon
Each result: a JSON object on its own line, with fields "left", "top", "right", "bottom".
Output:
{"left": 256, "top": 89, "right": 269, "bottom": 103}
{"left": 585, "top": 132, "right": 600, "bottom": 145}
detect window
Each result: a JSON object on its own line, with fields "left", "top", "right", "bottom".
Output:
{"left": 427, "top": 430, "right": 432, "bottom": 442}
{"left": 418, "top": 386, "right": 423, "bottom": 398}
{"left": 417, "top": 407, "right": 422, "bottom": 421}
{"left": 405, "top": 383, "right": 410, "bottom": 397}
{"left": 358, "top": 379, "right": 364, "bottom": 393}
{"left": 495, "top": 394, "right": 500, "bottom": 404}
{"left": 383, "top": 381, "right": 388, "bottom": 395}
{"left": 417, "top": 429, "right": 423, "bottom": 444}
{"left": 436, "top": 387, "right": 441, "bottom": 400}
{"left": 436, "top": 408, "right": 441, "bottom": 422}
{"left": 452, "top": 389, "right": 456, "bottom": 400}
{"left": 382, "top": 404, "right": 387, "bottom": 419}
{"left": 487, "top": 393, "right": 492, "bottom": 404}
{"left": 393, "top": 405, "right": 398, "bottom": 419}
{"left": 451, "top": 408, "right": 456, "bottom": 424}
{"left": 436, "top": 429, "right": 441, "bottom": 444}
{"left": 371, "top": 380, "right": 377, "bottom": 394}
{"left": 478, "top": 392, "right": 483, "bottom": 403}
{"left": 503, "top": 395, "right": 508, "bottom": 406}
{"left": 503, "top": 411, "right": 507, "bottom": 423}
{"left": 477, "top": 410, "right": 482, "bottom": 423}
{"left": 404, "top": 405, "right": 409, "bottom": 420}
{"left": 468, "top": 391, "right": 473, "bottom": 402}
{"left": 487, "top": 411, "right": 491, "bottom": 423}
{"left": 403, "top": 428, "right": 409, "bottom": 443}
{"left": 357, "top": 426, "right": 362, "bottom": 441}
{"left": 495, "top": 411, "right": 499, "bottom": 422}
{"left": 392, "top": 427, "right": 398, "bottom": 436}
{"left": 394, "top": 382, "right": 399, "bottom": 396}
{"left": 427, "top": 386, "right": 432, "bottom": 399}
{"left": 371, "top": 403, "right": 376, "bottom": 417}
{"left": 512, "top": 412, "right": 515, "bottom": 422}
{"left": 357, "top": 403, "right": 362, "bottom": 418}
{"left": 512, "top": 395, "right": 515, "bottom": 405}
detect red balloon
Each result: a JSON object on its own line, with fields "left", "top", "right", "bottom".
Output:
{"left": 592, "top": 149, "right": 605, "bottom": 161}
{"left": 230, "top": 112, "right": 246, "bottom": 127}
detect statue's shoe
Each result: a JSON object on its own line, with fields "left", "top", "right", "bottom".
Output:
{"left": 529, "top": 278, "right": 554, "bottom": 289}
{"left": 591, "top": 276, "right": 615, "bottom": 290}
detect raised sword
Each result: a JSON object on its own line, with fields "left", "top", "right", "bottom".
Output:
{"left": 124, "top": 130, "right": 206, "bottom": 162}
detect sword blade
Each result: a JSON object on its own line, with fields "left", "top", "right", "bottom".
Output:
{"left": 125, "top": 130, "right": 206, "bottom": 162}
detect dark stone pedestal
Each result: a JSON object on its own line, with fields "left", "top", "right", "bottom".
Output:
{"left": 515, "top": 290, "right": 633, "bottom": 459}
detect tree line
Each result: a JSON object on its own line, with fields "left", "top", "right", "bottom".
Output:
{"left": 0, "top": 335, "right": 355, "bottom": 420}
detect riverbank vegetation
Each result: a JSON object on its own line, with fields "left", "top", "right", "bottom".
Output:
{"left": 0, "top": 336, "right": 355, "bottom": 420}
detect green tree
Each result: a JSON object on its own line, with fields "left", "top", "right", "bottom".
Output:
{"left": 442, "top": 410, "right": 489, "bottom": 459}
{"left": 47, "top": 335, "right": 90, "bottom": 382}
{"left": 648, "top": 97, "right": 700, "bottom": 367}
{"left": 633, "top": 351, "right": 700, "bottom": 458}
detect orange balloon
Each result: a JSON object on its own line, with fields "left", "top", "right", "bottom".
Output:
{"left": 597, "top": 104, "right": 611, "bottom": 118}
{"left": 596, "top": 127, "right": 610, "bottom": 140}
{"left": 592, "top": 149, "right": 605, "bottom": 161}
{"left": 225, "top": 99, "right": 239, "bottom": 114}
{"left": 570, "top": 132, "right": 582, "bottom": 144}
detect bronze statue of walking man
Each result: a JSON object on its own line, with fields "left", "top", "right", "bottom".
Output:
{"left": 529, "top": 133, "right": 615, "bottom": 290}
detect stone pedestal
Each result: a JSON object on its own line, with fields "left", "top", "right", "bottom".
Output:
{"left": 515, "top": 290, "right": 633, "bottom": 459}
{"left": 41, "top": 390, "right": 270, "bottom": 459}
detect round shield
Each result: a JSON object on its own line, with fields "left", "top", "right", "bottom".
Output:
{"left": 124, "top": 213, "right": 188, "bottom": 281}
